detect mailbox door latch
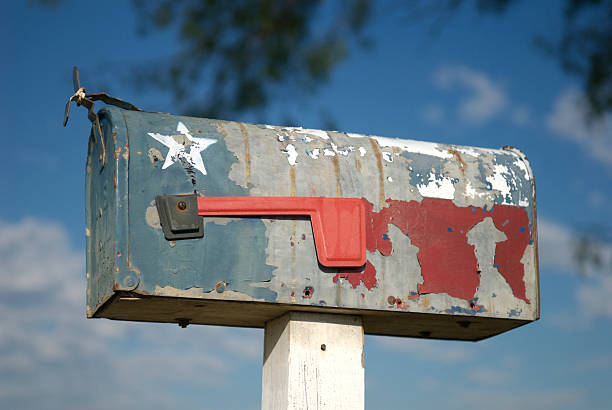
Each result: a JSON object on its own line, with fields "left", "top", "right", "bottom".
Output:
{"left": 155, "top": 194, "right": 204, "bottom": 240}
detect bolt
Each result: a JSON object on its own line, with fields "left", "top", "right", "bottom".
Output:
{"left": 321, "top": 344, "right": 326, "bottom": 351}
{"left": 457, "top": 321, "right": 471, "bottom": 329}
{"left": 177, "top": 201, "right": 187, "bottom": 211}
{"left": 177, "top": 318, "right": 190, "bottom": 328}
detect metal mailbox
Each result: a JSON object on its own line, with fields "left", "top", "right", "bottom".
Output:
{"left": 86, "top": 106, "right": 539, "bottom": 340}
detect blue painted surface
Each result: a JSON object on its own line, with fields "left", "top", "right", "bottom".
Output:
{"left": 86, "top": 108, "right": 279, "bottom": 307}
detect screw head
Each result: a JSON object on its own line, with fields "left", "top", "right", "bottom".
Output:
{"left": 320, "top": 344, "right": 326, "bottom": 351}
{"left": 177, "top": 201, "right": 187, "bottom": 211}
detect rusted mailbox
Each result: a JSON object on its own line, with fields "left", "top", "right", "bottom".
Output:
{"left": 86, "top": 107, "right": 539, "bottom": 340}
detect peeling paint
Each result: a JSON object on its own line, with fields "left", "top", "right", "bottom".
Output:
{"left": 372, "top": 136, "right": 454, "bottom": 159}
{"left": 282, "top": 126, "right": 329, "bottom": 140}
{"left": 145, "top": 202, "right": 161, "bottom": 230}
{"left": 154, "top": 285, "right": 265, "bottom": 301}
{"left": 306, "top": 148, "right": 320, "bottom": 159}
{"left": 416, "top": 174, "right": 456, "bottom": 200}
{"left": 283, "top": 144, "right": 299, "bottom": 165}
{"left": 147, "top": 147, "right": 163, "bottom": 164}
{"left": 486, "top": 164, "right": 513, "bottom": 204}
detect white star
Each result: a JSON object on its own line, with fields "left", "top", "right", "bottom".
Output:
{"left": 147, "top": 122, "right": 217, "bottom": 175}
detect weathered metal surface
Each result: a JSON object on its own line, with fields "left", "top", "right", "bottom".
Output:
{"left": 86, "top": 106, "right": 539, "bottom": 340}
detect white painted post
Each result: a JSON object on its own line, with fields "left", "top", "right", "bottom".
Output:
{"left": 262, "top": 312, "right": 364, "bottom": 410}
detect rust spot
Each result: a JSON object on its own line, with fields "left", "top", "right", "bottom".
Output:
{"left": 331, "top": 154, "right": 342, "bottom": 197}
{"left": 289, "top": 167, "right": 296, "bottom": 196}
{"left": 368, "top": 138, "right": 385, "bottom": 209}
{"left": 123, "top": 143, "right": 129, "bottom": 161}
{"left": 216, "top": 122, "right": 229, "bottom": 136}
{"left": 114, "top": 147, "right": 121, "bottom": 160}
{"left": 148, "top": 147, "right": 163, "bottom": 163}
{"left": 303, "top": 286, "right": 314, "bottom": 299}
{"left": 215, "top": 281, "right": 227, "bottom": 293}
{"left": 238, "top": 123, "right": 252, "bottom": 186}
{"left": 448, "top": 149, "right": 467, "bottom": 176}
{"left": 355, "top": 157, "right": 362, "bottom": 172}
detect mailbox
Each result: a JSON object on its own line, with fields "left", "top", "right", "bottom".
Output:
{"left": 86, "top": 106, "right": 539, "bottom": 340}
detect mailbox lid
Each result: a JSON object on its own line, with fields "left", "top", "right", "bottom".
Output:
{"left": 87, "top": 107, "right": 538, "bottom": 339}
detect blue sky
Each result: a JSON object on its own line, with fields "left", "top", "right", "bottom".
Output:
{"left": 1, "top": 1, "right": 612, "bottom": 409}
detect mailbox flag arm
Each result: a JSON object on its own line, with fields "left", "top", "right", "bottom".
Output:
{"left": 197, "top": 197, "right": 366, "bottom": 268}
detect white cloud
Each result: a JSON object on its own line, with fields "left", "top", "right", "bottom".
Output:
{"left": 538, "top": 217, "right": 612, "bottom": 321}
{"left": 422, "top": 102, "right": 445, "bottom": 123}
{"left": 511, "top": 105, "right": 531, "bottom": 126}
{"left": 587, "top": 190, "right": 607, "bottom": 208}
{"left": 546, "top": 88, "right": 612, "bottom": 168}
{"left": 454, "top": 388, "right": 585, "bottom": 410}
{"left": 538, "top": 217, "right": 612, "bottom": 277}
{"left": 375, "top": 337, "right": 474, "bottom": 363}
{"left": 464, "top": 366, "right": 512, "bottom": 385}
{"left": 0, "top": 218, "right": 262, "bottom": 410}
{"left": 576, "top": 353, "right": 612, "bottom": 372}
{"left": 434, "top": 65, "right": 507, "bottom": 124}
{"left": 537, "top": 217, "right": 576, "bottom": 274}
{"left": 577, "top": 275, "right": 612, "bottom": 319}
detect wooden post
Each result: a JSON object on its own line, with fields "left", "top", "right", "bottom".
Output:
{"left": 262, "top": 312, "right": 364, "bottom": 410}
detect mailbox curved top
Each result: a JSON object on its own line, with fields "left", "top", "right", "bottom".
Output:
{"left": 86, "top": 107, "right": 539, "bottom": 340}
